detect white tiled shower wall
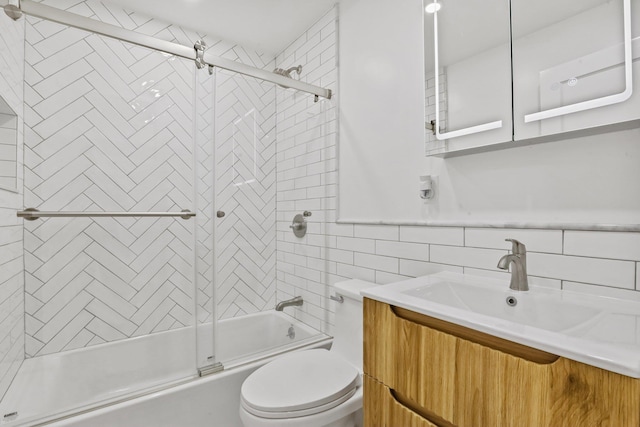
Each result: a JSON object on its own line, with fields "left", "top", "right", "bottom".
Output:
{"left": 275, "top": 7, "right": 338, "bottom": 334}
{"left": 274, "top": 6, "right": 640, "bottom": 335}
{"left": 22, "top": 0, "right": 277, "bottom": 357}
{"left": 0, "top": 9, "right": 25, "bottom": 399}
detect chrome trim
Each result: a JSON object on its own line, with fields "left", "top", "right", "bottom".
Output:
{"left": 17, "top": 208, "right": 196, "bottom": 221}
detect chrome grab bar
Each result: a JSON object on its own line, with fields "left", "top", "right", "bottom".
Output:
{"left": 17, "top": 208, "right": 196, "bottom": 221}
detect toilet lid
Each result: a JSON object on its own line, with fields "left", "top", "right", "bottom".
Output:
{"left": 241, "top": 349, "right": 359, "bottom": 418}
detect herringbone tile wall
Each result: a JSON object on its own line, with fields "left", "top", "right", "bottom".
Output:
{"left": 0, "top": 9, "right": 25, "bottom": 399}
{"left": 22, "top": 0, "right": 278, "bottom": 357}
{"left": 214, "top": 67, "right": 277, "bottom": 319}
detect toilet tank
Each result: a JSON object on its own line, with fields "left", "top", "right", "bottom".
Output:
{"left": 330, "top": 279, "right": 378, "bottom": 371}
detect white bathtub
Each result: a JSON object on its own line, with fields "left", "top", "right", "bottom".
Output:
{"left": 0, "top": 311, "right": 329, "bottom": 427}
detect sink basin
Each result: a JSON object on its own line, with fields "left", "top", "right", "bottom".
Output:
{"left": 403, "top": 281, "right": 601, "bottom": 333}
{"left": 361, "top": 272, "right": 640, "bottom": 378}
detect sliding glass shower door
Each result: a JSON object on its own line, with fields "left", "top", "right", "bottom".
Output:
{"left": 0, "top": 24, "right": 203, "bottom": 424}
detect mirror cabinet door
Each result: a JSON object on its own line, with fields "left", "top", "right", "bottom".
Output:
{"left": 512, "top": 0, "right": 640, "bottom": 141}
{"left": 424, "top": 0, "right": 512, "bottom": 156}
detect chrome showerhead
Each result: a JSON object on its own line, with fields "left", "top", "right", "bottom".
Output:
{"left": 273, "top": 65, "right": 303, "bottom": 88}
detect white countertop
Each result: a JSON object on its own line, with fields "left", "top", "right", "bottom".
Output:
{"left": 362, "top": 272, "right": 640, "bottom": 378}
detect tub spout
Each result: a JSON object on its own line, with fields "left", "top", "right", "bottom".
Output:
{"left": 275, "top": 296, "right": 303, "bottom": 311}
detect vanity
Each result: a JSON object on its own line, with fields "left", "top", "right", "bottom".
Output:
{"left": 361, "top": 272, "right": 640, "bottom": 426}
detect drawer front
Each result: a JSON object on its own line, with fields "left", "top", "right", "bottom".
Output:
{"left": 364, "top": 375, "right": 440, "bottom": 427}
{"left": 364, "top": 298, "right": 640, "bottom": 427}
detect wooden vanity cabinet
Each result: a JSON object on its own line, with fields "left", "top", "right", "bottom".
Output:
{"left": 363, "top": 298, "right": 640, "bottom": 427}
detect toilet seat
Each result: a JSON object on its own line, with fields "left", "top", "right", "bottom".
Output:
{"left": 241, "top": 349, "right": 360, "bottom": 419}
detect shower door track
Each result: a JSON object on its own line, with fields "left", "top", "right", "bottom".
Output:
{"left": 4, "top": 0, "right": 332, "bottom": 100}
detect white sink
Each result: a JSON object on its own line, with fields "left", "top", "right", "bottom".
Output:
{"left": 403, "top": 281, "right": 601, "bottom": 333}
{"left": 362, "top": 272, "right": 640, "bottom": 378}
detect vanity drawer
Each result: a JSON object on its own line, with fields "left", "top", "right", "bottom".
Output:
{"left": 363, "top": 298, "right": 640, "bottom": 427}
{"left": 364, "top": 375, "right": 440, "bottom": 427}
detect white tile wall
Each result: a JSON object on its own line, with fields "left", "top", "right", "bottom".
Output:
{"left": 213, "top": 67, "right": 277, "bottom": 320}
{"left": 0, "top": 9, "right": 25, "bottom": 399}
{"left": 275, "top": 6, "right": 338, "bottom": 333}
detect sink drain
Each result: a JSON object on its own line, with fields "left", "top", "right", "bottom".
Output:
{"left": 506, "top": 296, "right": 518, "bottom": 307}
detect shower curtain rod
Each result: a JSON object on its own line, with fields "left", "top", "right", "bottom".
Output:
{"left": 8, "top": 0, "right": 332, "bottom": 100}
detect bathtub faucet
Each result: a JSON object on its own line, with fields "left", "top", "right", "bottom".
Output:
{"left": 275, "top": 296, "right": 303, "bottom": 311}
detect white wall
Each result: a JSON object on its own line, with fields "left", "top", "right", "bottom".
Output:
{"left": 338, "top": 0, "right": 426, "bottom": 222}
{"left": 338, "top": 0, "right": 640, "bottom": 226}
{"left": 0, "top": 7, "right": 25, "bottom": 399}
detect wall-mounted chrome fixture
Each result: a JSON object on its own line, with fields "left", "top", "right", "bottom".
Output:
{"left": 289, "top": 211, "right": 311, "bottom": 238}
{"left": 419, "top": 175, "right": 435, "bottom": 200}
{"left": 275, "top": 296, "right": 303, "bottom": 311}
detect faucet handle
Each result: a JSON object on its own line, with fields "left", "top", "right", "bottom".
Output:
{"left": 505, "top": 238, "right": 526, "bottom": 255}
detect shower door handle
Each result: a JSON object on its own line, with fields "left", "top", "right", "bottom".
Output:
{"left": 217, "top": 211, "right": 225, "bottom": 218}
{"left": 523, "top": 0, "right": 633, "bottom": 124}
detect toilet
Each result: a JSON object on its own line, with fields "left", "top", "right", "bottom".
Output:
{"left": 239, "top": 279, "right": 377, "bottom": 427}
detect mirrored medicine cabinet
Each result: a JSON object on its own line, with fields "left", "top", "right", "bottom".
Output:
{"left": 0, "top": 94, "right": 18, "bottom": 192}
{"left": 424, "top": 0, "right": 640, "bottom": 157}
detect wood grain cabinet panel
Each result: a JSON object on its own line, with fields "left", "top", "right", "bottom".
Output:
{"left": 364, "top": 375, "right": 439, "bottom": 427}
{"left": 363, "top": 298, "right": 640, "bottom": 427}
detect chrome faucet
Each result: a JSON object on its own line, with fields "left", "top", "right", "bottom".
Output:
{"left": 497, "top": 239, "right": 529, "bottom": 291}
{"left": 275, "top": 296, "right": 303, "bottom": 311}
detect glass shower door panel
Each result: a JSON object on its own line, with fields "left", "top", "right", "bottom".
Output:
{"left": 213, "top": 69, "right": 278, "bottom": 364}
{"left": 194, "top": 65, "right": 218, "bottom": 370}
{"left": 3, "top": 29, "right": 199, "bottom": 425}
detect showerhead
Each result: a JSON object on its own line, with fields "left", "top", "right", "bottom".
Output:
{"left": 273, "top": 65, "right": 303, "bottom": 88}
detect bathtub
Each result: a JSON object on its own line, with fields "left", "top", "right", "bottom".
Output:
{"left": 0, "top": 311, "right": 330, "bottom": 427}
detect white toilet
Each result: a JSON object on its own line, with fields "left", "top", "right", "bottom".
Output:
{"left": 239, "top": 279, "right": 377, "bottom": 427}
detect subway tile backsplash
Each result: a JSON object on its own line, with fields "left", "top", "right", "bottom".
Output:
{"left": 274, "top": 6, "right": 640, "bottom": 337}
